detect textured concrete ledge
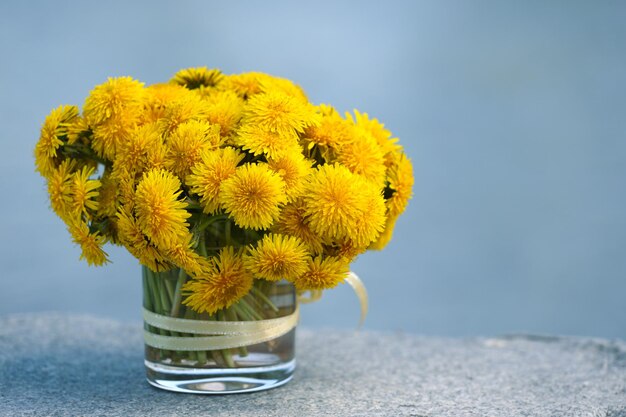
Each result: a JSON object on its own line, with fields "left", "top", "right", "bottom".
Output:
{"left": 0, "top": 313, "right": 625, "bottom": 416}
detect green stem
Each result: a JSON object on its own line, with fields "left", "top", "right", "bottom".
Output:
{"left": 164, "top": 276, "right": 176, "bottom": 305}
{"left": 147, "top": 269, "right": 163, "bottom": 315}
{"left": 243, "top": 293, "right": 266, "bottom": 316}
{"left": 182, "top": 308, "right": 199, "bottom": 363}
{"left": 142, "top": 267, "right": 160, "bottom": 361}
{"left": 217, "top": 310, "right": 235, "bottom": 367}
{"left": 197, "top": 214, "right": 229, "bottom": 233}
{"left": 250, "top": 286, "right": 279, "bottom": 313}
{"left": 196, "top": 348, "right": 208, "bottom": 365}
{"left": 146, "top": 268, "right": 169, "bottom": 360}
{"left": 237, "top": 298, "right": 264, "bottom": 320}
{"left": 232, "top": 304, "right": 252, "bottom": 321}
{"left": 225, "top": 220, "right": 232, "bottom": 245}
{"left": 158, "top": 276, "right": 171, "bottom": 314}
{"left": 198, "top": 234, "right": 208, "bottom": 257}
{"left": 142, "top": 267, "right": 153, "bottom": 311}
{"left": 185, "top": 199, "right": 203, "bottom": 211}
{"left": 227, "top": 308, "right": 248, "bottom": 358}
{"left": 170, "top": 268, "right": 187, "bottom": 317}
{"left": 159, "top": 274, "right": 186, "bottom": 348}
{"left": 202, "top": 313, "right": 224, "bottom": 366}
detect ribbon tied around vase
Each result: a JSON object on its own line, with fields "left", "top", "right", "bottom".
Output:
{"left": 143, "top": 271, "right": 367, "bottom": 351}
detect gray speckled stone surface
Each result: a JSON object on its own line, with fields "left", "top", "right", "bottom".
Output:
{"left": 0, "top": 314, "right": 625, "bottom": 417}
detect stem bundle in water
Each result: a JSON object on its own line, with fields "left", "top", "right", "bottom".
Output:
{"left": 143, "top": 265, "right": 287, "bottom": 368}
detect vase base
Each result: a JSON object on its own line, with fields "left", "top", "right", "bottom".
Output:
{"left": 145, "top": 358, "right": 296, "bottom": 394}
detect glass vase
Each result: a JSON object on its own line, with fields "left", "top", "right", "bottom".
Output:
{"left": 142, "top": 266, "right": 297, "bottom": 394}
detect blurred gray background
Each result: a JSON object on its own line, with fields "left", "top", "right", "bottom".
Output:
{"left": 1, "top": 0, "right": 625, "bottom": 338}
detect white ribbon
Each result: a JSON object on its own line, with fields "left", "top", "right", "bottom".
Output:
{"left": 143, "top": 271, "right": 367, "bottom": 351}
{"left": 297, "top": 271, "right": 368, "bottom": 327}
{"left": 345, "top": 271, "right": 368, "bottom": 328}
{"left": 143, "top": 306, "right": 299, "bottom": 351}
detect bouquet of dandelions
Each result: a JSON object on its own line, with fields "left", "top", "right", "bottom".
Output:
{"left": 34, "top": 67, "right": 413, "bottom": 368}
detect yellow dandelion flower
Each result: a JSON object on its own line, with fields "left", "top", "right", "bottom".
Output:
{"left": 302, "top": 106, "right": 354, "bottom": 151}
{"left": 219, "top": 72, "right": 273, "bottom": 98}
{"left": 202, "top": 90, "right": 244, "bottom": 138}
{"left": 96, "top": 216, "right": 120, "bottom": 244}
{"left": 245, "top": 233, "right": 310, "bottom": 282}
{"left": 157, "top": 93, "right": 209, "bottom": 135}
{"left": 330, "top": 238, "right": 367, "bottom": 260}
{"left": 220, "top": 72, "right": 308, "bottom": 101}
{"left": 47, "top": 159, "right": 78, "bottom": 220}
{"left": 272, "top": 199, "right": 324, "bottom": 254}
{"left": 112, "top": 123, "right": 165, "bottom": 181}
{"left": 182, "top": 247, "right": 253, "bottom": 314}
{"left": 70, "top": 166, "right": 101, "bottom": 217}
{"left": 146, "top": 137, "right": 169, "bottom": 172}
{"left": 116, "top": 208, "right": 172, "bottom": 272}
{"left": 34, "top": 105, "right": 79, "bottom": 177}
{"left": 303, "top": 164, "right": 386, "bottom": 246}
{"left": 242, "top": 91, "right": 320, "bottom": 139}
{"left": 118, "top": 176, "right": 138, "bottom": 210}
{"left": 347, "top": 110, "right": 401, "bottom": 160}
{"left": 267, "top": 152, "right": 312, "bottom": 202}
{"left": 335, "top": 129, "right": 387, "bottom": 189}
{"left": 83, "top": 76, "right": 145, "bottom": 127}
{"left": 164, "top": 236, "right": 208, "bottom": 278}
{"left": 235, "top": 124, "right": 301, "bottom": 159}
{"left": 349, "top": 184, "right": 387, "bottom": 247}
{"left": 171, "top": 67, "right": 224, "bottom": 90}
{"left": 292, "top": 255, "right": 349, "bottom": 291}
{"left": 66, "top": 116, "right": 90, "bottom": 145}
{"left": 142, "top": 83, "right": 190, "bottom": 123}
{"left": 166, "top": 120, "right": 221, "bottom": 178}
{"left": 386, "top": 152, "right": 414, "bottom": 218}
{"left": 369, "top": 213, "right": 398, "bottom": 251}
{"left": 186, "top": 147, "right": 244, "bottom": 214}
{"left": 317, "top": 103, "right": 339, "bottom": 117}
{"left": 258, "top": 75, "right": 310, "bottom": 102}
{"left": 219, "top": 163, "right": 287, "bottom": 230}
{"left": 96, "top": 173, "right": 120, "bottom": 218}
{"left": 134, "top": 169, "right": 191, "bottom": 250}
{"left": 91, "top": 111, "right": 141, "bottom": 160}
{"left": 67, "top": 218, "right": 109, "bottom": 266}
{"left": 303, "top": 164, "right": 360, "bottom": 238}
